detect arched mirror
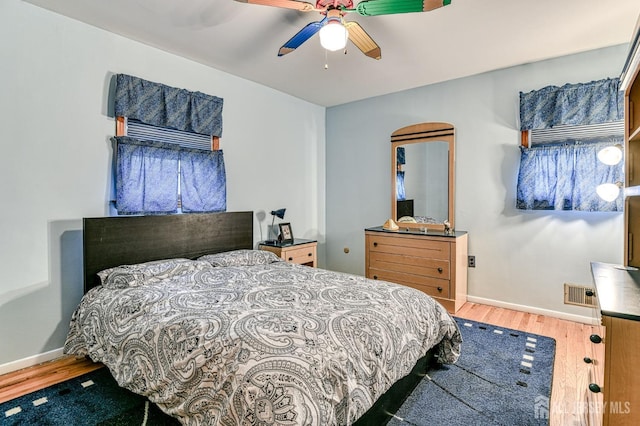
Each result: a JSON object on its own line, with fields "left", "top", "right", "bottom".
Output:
{"left": 391, "top": 122, "right": 455, "bottom": 231}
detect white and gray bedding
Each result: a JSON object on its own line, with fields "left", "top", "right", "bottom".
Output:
{"left": 65, "top": 250, "right": 461, "bottom": 425}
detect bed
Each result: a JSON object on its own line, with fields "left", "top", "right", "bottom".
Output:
{"left": 64, "top": 212, "right": 461, "bottom": 425}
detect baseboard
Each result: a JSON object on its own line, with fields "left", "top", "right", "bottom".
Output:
{"left": 466, "top": 296, "right": 599, "bottom": 325}
{"left": 0, "top": 348, "right": 64, "bottom": 376}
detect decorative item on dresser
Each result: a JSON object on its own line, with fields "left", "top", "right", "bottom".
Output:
{"left": 365, "top": 227, "right": 468, "bottom": 314}
{"left": 588, "top": 262, "right": 640, "bottom": 426}
{"left": 259, "top": 238, "right": 317, "bottom": 267}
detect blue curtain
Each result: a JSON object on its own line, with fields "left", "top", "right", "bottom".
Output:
{"left": 519, "top": 78, "right": 623, "bottom": 131}
{"left": 115, "top": 137, "right": 180, "bottom": 214}
{"left": 397, "top": 147, "right": 406, "bottom": 165}
{"left": 396, "top": 171, "right": 406, "bottom": 201}
{"left": 516, "top": 140, "right": 624, "bottom": 211}
{"left": 114, "top": 74, "right": 223, "bottom": 137}
{"left": 115, "top": 137, "right": 228, "bottom": 214}
{"left": 180, "top": 148, "right": 227, "bottom": 213}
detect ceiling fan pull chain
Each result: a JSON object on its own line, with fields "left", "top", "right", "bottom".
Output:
{"left": 325, "top": 49, "right": 329, "bottom": 69}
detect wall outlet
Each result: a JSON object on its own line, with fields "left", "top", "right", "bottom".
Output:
{"left": 468, "top": 255, "right": 476, "bottom": 268}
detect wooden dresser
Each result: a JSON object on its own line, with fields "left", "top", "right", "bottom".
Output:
{"left": 365, "top": 227, "right": 468, "bottom": 313}
{"left": 587, "top": 262, "right": 640, "bottom": 425}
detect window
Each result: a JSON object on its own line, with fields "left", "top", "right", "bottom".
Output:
{"left": 112, "top": 74, "right": 225, "bottom": 215}
{"left": 516, "top": 78, "right": 624, "bottom": 212}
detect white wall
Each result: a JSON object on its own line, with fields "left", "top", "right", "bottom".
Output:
{"left": 325, "top": 45, "right": 628, "bottom": 320}
{"left": 0, "top": 0, "right": 325, "bottom": 367}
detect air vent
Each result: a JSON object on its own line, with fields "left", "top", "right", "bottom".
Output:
{"left": 564, "top": 283, "right": 597, "bottom": 308}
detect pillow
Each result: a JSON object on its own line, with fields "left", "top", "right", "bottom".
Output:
{"left": 198, "top": 249, "right": 282, "bottom": 267}
{"left": 98, "top": 258, "right": 210, "bottom": 288}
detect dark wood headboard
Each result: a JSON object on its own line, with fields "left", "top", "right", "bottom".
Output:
{"left": 83, "top": 212, "right": 253, "bottom": 293}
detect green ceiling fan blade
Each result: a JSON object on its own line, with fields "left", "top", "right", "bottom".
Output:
{"left": 352, "top": 0, "right": 451, "bottom": 17}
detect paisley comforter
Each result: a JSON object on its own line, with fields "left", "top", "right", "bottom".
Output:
{"left": 65, "top": 250, "right": 461, "bottom": 425}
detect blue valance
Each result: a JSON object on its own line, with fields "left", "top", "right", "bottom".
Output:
{"left": 114, "top": 74, "right": 223, "bottom": 137}
{"left": 519, "top": 78, "right": 623, "bottom": 131}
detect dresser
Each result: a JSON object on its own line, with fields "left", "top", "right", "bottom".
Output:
{"left": 587, "top": 262, "right": 640, "bottom": 425}
{"left": 259, "top": 239, "right": 317, "bottom": 267}
{"left": 365, "top": 227, "right": 468, "bottom": 313}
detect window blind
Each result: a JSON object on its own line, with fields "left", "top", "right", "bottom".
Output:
{"left": 126, "top": 119, "right": 213, "bottom": 151}
{"left": 529, "top": 122, "right": 624, "bottom": 146}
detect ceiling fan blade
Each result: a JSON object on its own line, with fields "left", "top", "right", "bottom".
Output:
{"left": 234, "top": 0, "right": 318, "bottom": 12}
{"left": 352, "top": 0, "right": 450, "bottom": 16}
{"left": 344, "top": 21, "right": 381, "bottom": 60}
{"left": 278, "top": 18, "right": 327, "bottom": 57}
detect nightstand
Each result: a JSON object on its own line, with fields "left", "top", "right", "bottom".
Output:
{"left": 259, "top": 239, "right": 317, "bottom": 267}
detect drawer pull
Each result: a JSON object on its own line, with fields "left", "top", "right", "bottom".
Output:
{"left": 437, "top": 267, "right": 443, "bottom": 273}
{"left": 590, "top": 334, "right": 602, "bottom": 344}
{"left": 373, "top": 275, "right": 378, "bottom": 280}
{"left": 308, "top": 252, "right": 312, "bottom": 256}
{"left": 588, "top": 383, "right": 601, "bottom": 393}
{"left": 288, "top": 257, "right": 293, "bottom": 261}
{"left": 583, "top": 357, "right": 593, "bottom": 364}
{"left": 437, "top": 287, "right": 443, "bottom": 292}
{"left": 373, "top": 242, "right": 378, "bottom": 247}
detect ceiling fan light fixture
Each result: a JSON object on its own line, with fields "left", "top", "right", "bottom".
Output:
{"left": 319, "top": 18, "right": 348, "bottom": 52}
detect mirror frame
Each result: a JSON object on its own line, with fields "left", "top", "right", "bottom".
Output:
{"left": 391, "top": 122, "right": 455, "bottom": 231}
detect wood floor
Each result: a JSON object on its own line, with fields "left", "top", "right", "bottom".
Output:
{"left": 0, "top": 302, "right": 599, "bottom": 425}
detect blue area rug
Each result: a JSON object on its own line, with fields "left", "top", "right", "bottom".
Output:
{"left": 388, "top": 317, "right": 556, "bottom": 426}
{"left": 1, "top": 317, "right": 555, "bottom": 425}
{"left": 0, "top": 367, "right": 178, "bottom": 425}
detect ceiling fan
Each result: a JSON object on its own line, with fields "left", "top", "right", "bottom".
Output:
{"left": 234, "top": 0, "right": 451, "bottom": 60}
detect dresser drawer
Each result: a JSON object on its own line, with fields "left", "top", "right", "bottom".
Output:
{"left": 369, "top": 251, "right": 449, "bottom": 279}
{"left": 368, "top": 268, "right": 450, "bottom": 298}
{"left": 284, "top": 245, "right": 317, "bottom": 265}
{"left": 367, "top": 234, "right": 450, "bottom": 260}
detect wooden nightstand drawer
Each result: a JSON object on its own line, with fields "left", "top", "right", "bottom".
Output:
{"left": 284, "top": 245, "right": 316, "bottom": 265}
{"left": 259, "top": 239, "right": 317, "bottom": 267}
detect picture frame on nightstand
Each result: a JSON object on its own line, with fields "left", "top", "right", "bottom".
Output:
{"left": 278, "top": 223, "right": 294, "bottom": 244}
